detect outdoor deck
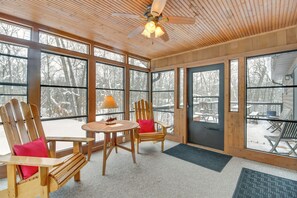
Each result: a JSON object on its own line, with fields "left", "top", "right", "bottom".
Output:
{"left": 247, "top": 120, "right": 295, "bottom": 156}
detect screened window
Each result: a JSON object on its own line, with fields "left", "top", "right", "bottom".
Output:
{"left": 128, "top": 57, "right": 149, "bottom": 68}
{"left": 130, "top": 70, "right": 149, "bottom": 121}
{"left": 94, "top": 47, "right": 124, "bottom": 63}
{"left": 40, "top": 52, "right": 88, "bottom": 151}
{"left": 0, "top": 42, "right": 28, "bottom": 155}
{"left": 39, "top": 31, "right": 89, "bottom": 54}
{"left": 96, "top": 63, "right": 125, "bottom": 141}
{"left": 0, "top": 20, "right": 31, "bottom": 40}
{"left": 230, "top": 59, "right": 239, "bottom": 112}
{"left": 246, "top": 51, "right": 297, "bottom": 158}
{"left": 178, "top": 68, "right": 184, "bottom": 108}
{"left": 152, "top": 70, "right": 174, "bottom": 133}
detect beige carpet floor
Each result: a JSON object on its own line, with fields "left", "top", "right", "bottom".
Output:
{"left": 0, "top": 140, "right": 296, "bottom": 198}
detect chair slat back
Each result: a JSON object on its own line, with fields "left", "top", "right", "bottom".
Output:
{"left": 134, "top": 99, "right": 154, "bottom": 121}
{"left": 281, "top": 122, "right": 297, "bottom": 139}
{"left": 11, "top": 99, "right": 30, "bottom": 143}
{"left": 0, "top": 99, "right": 47, "bottom": 148}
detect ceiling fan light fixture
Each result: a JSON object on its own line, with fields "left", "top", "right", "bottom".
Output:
{"left": 141, "top": 29, "right": 151, "bottom": 38}
{"left": 145, "top": 21, "right": 156, "bottom": 33}
{"left": 155, "top": 26, "right": 164, "bottom": 38}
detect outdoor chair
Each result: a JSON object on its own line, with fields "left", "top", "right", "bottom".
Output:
{"left": 264, "top": 121, "right": 297, "bottom": 156}
{"left": 134, "top": 99, "right": 169, "bottom": 153}
{"left": 266, "top": 108, "right": 292, "bottom": 133}
{"left": 0, "top": 99, "right": 93, "bottom": 198}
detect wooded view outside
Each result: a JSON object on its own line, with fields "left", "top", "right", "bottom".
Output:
{"left": 152, "top": 70, "right": 174, "bottom": 133}
{"left": 230, "top": 60, "right": 239, "bottom": 112}
{"left": 41, "top": 52, "right": 88, "bottom": 118}
{"left": 0, "top": 19, "right": 31, "bottom": 40}
{"left": 129, "top": 70, "right": 149, "bottom": 121}
{"left": 0, "top": 21, "right": 31, "bottom": 154}
{"left": 192, "top": 70, "right": 220, "bottom": 123}
{"left": 94, "top": 47, "right": 124, "bottom": 63}
{"left": 129, "top": 57, "right": 149, "bottom": 68}
{"left": 246, "top": 51, "right": 297, "bottom": 157}
{"left": 0, "top": 42, "right": 28, "bottom": 107}
{"left": 39, "top": 31, "right": 88, "bottom": 54}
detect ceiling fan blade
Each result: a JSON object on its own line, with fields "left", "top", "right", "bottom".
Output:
{"left": 128, "top": 26, "right": 145, "bottom": 38}
{"left": 151, "top": 0, "right": 167, "bottom": 17}
{"left": 112, "top": 12, "right": 143, "bottom": 20}
{"left": 165, "top": 16, "right": 196, "bottom": 24}
{"left": 159, "top": 26, "right": 169, "bottom": 42}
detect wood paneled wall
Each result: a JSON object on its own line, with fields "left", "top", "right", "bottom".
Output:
{"left": 151, "top": 25, "right": 297, "bottom": 170}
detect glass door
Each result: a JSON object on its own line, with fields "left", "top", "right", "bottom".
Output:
{"left": 188, "top": 64, "right": 224, "bottom": 150}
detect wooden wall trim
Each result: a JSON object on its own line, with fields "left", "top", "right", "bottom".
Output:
{"left": 151, "top": 26, "right": 297, "bottom": 69}
{"left": 152, "top": 25, "right": 297, "bottom": 62}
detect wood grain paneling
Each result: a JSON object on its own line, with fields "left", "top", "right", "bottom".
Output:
{"left": 0, "top": 0, "right": 297, "bottom": 59}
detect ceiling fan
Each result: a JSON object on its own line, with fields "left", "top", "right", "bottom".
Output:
{"left": 112, "top": 0, "right": 195, "bottom": 42}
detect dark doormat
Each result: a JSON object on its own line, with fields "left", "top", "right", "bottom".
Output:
{"left": 163, "top": 144, "right": 232, "bottom": 172}
{"left": 233, "top": 168, "right": 297, "bottom": 198}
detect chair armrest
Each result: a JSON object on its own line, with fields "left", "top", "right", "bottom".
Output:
{"left": 154, "top": 121, "right": 170, "bottom": 128}
{"left": 46, "top": 137, "right": 94, "bottom": 143}
{"left": 0, "top": 155, "right": 64, "bottom": 167}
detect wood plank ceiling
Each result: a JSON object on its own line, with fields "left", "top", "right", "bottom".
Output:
{"left": 0, "top": 0, "right": 296, "bottom": 59}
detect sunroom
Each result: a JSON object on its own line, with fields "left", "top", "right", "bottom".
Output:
{"left": 0, "top": 1, "right": 296, "bottom": 198}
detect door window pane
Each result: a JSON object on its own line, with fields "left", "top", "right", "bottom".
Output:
{"left": 192, "top": 70, "right": 219, "bottom": 123}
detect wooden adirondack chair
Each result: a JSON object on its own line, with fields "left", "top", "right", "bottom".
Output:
{"left": 0, "top": 99, "right": 94, "bottom": 198}
{"left": 134, "top": 99, "right": 169, "bottom": 153}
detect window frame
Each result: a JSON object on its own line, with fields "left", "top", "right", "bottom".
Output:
{"left": 0, "top": 42, "right": 29, "bottom": 102}
{"left": 95, "top": 62, "right": 125, "bottom": 119}
{"left": 151, "top": 70, "right": 175, "bottom": 133}
{"left": 39, "top": 31, "right": 90, "bottom": 54}
{"left": 229, "top": 59, "right": 239, "bottom": 112}
{"left": 129, "top": 69, "right": 149, "bottom": 119}
{"left": 245, "top": 50, "right": 297, "bottom": 152}
{"left": 40, "top": 51, "right": 89, "bottom": 121}
{"left": 0, "top": 19, "right": 32, "bottom": 40}
{"left": 128, "top": 56, "right": 150, "bottom": 69}
{"left": 94, "top": 46, "right": 125, "bottom": 63}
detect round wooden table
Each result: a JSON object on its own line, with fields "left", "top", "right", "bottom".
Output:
{"left": 81, "top": 120, "right": 139, "bottom": 175}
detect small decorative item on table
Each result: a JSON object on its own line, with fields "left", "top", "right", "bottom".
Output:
{"left": 100, "top": 95, "right": 118, "bottom": 125}
{"left": 105, "top": 117, "right": 117, "bottom": 125}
